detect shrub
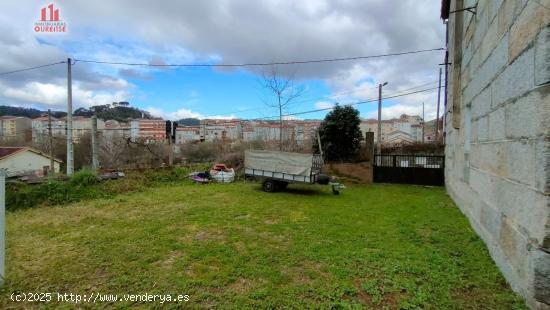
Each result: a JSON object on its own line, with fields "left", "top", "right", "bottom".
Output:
{"left": 70, "top": 169, "right": 99, "bottom": 186}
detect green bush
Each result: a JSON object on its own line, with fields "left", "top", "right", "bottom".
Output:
{"left": 70, "top": 169, "right": 99, "bottom": 186}
{"left": 5, "top": 167, "right": 201, "bottom": 211}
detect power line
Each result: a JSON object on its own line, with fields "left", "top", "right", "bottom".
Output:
{"left": 0, "top": 61, "right": 66, "bottom": 77}
{"left": 282, "top": 86, "right": 441, "bottom": 117}
{"left": 201, "top": 80, "right": 442, "bottom": 119}
{"left": 73, "top": 48, "right": 445, "bottom": 68}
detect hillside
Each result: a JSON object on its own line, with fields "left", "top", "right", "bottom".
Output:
{"left": 0, "top": 102, "right": 150, "bottom": 121}
{"left": 0, "top": 106, "right": 66, "bottom": 118}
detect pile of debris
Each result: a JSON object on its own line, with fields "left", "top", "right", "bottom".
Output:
{"left": 189, "top": 163, "right": 235, "bottom": 184}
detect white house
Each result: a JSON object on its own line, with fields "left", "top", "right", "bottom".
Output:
{"left": 0, "top": 147, "right": 61, "bottom": 177}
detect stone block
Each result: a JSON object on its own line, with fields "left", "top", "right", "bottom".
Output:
{"left": 464, "top": 21, "right": 475, "bottom": 49}
{"left": 492, "top": 47, "right": 535, "bottom": 107}
{"left": 470, "top": 142, "right": 507, "bottom": 176}
{"left": 494, "top": 177, "right": 548, "bottom": 243}
{"left": 476, "top": 116, "right": 490, "bottom": 142}
{"left": 498, "top": 0, "right": 528, "bottom": 38}
{"left": 534, "top": 137, "right": 549, "bottom": 194}
{"left": 532, "top": 249, "right": 550, "bottom": 305}
{"left": 535, "top": 26, "right": 550, "bottom": 86}
{"left": 465, "top": 34, "right": 509, "bottom": 103}
{"left": 500, "top": 216, "right": 523, "bottom": 269}
{"left": 479, "top": 19, "right": 500, "bottom": 65}
{"left": 489, "top": 107, "right": 506, "bottom": 140}
{"left": 473, "top": 6, "right": 490, "bottom": 53}
{"left": 488, "top": 0, "right": 504, "bottom": 23}
{"left": 472, "top": 86, "right": 492, "bottom": 119}
{"left": 505, "top": 91, "right": 539, "bottom": 138}
{"left": 505, "top": 139, "right": 536, "bottom": 186}
{"left": 480, "top": 200, "right": 503, "bottom": 238}
{"left": 509, "top": 1, "right": 550, "bottom": 62}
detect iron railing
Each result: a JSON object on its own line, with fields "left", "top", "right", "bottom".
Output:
{"left": 374, "top": 155, "right": 444, "bottom": 169}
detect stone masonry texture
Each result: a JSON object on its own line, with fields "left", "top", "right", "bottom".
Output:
{"left": 445, "top": 0, "right": 550, "bottom": 308}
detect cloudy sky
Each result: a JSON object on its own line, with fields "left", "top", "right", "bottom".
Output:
{"left": 0, "top": 1, "right": 445, "bottom": 120}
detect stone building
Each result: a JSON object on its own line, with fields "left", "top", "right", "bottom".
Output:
{"left": 442, "top": 0, "right": 549, "bottom": 308}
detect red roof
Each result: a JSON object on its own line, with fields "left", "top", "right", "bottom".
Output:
{"left": 0, "top": 147, "right": 25, "bottom": 159}
{"left": 0, "top": 147, "right": 62, "bottom": 162}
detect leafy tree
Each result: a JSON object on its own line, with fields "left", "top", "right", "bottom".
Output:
{"left": 176, "top": 118, "right": 200, "bottom": 126}
{"left": 317, "top": 105, "right": 363, "bottom": 162}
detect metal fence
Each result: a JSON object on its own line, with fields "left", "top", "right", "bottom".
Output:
{"left": 373, "top": 154, "right": 445, "bottom": 186}
{"left": 374, "top": 155, "right": 444, "bottom": 168}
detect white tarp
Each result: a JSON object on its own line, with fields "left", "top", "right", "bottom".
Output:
{"left": 245, "top": 150, "right": 313, "bottom": 176}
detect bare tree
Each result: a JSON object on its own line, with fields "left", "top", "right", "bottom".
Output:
{"left": 260, "top": 65, "right": 304, "bottom": 150}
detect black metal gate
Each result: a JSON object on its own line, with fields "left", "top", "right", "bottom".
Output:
{"left": 373, "top": 155, "right": 445, "bottom": 186}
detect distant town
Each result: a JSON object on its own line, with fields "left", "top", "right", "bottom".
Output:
{"left": 0, "top": 111, "right": 441, "bottom": 146}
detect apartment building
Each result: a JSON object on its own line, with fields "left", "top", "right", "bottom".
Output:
{"left": 175, "top": 126, "right": 201, "bottom": 143}
{"left": 129, "top": 119, "right": 166, "bottom": 142}
{"left": 103, "top": 120, "right": 131, "bottom": 140}
{"left": 360, "top": 114, "right": 425, "bottom": 145}
{"left": 32, "top": 115, "right": 105, "bottom": 142}
{"left": 0, "top": 116, "right": 32, "bottom": 142}
{"left": 200, "top": 119, "right": 242, "bottom": 141}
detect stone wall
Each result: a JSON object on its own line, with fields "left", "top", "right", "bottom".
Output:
{"left": 444, "top": 0, "right": 549, "bottom": 308}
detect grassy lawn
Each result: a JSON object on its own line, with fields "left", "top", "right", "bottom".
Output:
{"left": 1, "top": 181, "right": 526, "bottom": 309}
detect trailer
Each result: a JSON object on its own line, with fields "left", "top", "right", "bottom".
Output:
{"left": 244, "top": 150, "right": 344, "bottom": 194}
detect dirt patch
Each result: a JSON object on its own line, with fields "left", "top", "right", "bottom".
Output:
{"left": 194, "top": 229, "right": 225, "bottom": 242}
{"left": 324, "top": 162, "right": 373, "bottom": 183}
{"left": 352, "top": 278, "right": 403, "bottom": 309}
{"left": 227, "top": 277, "right": 259, "bottom": 294}
{"left": 155, "top": 250, "right": 182, "bottom": 269}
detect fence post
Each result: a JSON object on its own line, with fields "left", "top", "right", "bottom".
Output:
{"left": 0, "top": 169, "right": 5, "bottom": 286}
{"left": 392, "top": 155, "right": 397, "bottom": 167}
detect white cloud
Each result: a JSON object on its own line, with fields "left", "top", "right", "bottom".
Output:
{"left": 145, "top": 107, "right": 235, "bottom": 120}
{"left": 0, "top": 80, "right": 132, "bottom": 110}
{"left": 315, "top": 101, "right": 334, "bottom": 109}
{"left": 0, "top": 0, "right": 445, "bottom": 118}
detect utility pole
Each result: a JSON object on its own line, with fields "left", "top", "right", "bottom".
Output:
{"left": 66, "top": 58, "right": 74, "bottom": 176}
{"left": 422, "top": 102, "right": 425, "bottom": 143}
{"left": 91, "top": 115, "right": 99, "bottom": 171}
{"left": 316, "top": 130, "right": 324, "bottom": 159}
{"left": 377, "top": 82, "right": 388, "bottom": 155}
{"left": 48, "top": 109, "right": 54, "bottom": 175}
{"left": 168, "top": 121, "right": 173, "bottom": 167}
{"left": 279, "top": 98, "right": 283, "bottom": 151}
{"left": 0, "top": 169, "right": 5, "bottom": 287}
{"left": 435, "top": 67, "right": 442, "bottom": 142}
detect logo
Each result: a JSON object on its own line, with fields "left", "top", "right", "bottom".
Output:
{"left": 34, "top": 4, "right": 67, "bottom": 33}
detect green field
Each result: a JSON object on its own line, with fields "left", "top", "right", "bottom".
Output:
{"left": 1, "top": 181, "right": 526, "bottom": 309}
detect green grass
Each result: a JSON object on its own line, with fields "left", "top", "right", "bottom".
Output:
{"left": 0, "top": 182, "right": 526, "bottom": 309}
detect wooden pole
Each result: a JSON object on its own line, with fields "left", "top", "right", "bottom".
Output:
{"left": 66, "top": 58, "right": 74, "bottom": 175}
{"left": 48, "top": 109, "right": 54, "bottom": 175}
{"left": 0, "top": 169, "right": 5, "bottom": 287}
{"left": 435, "top": 67, "right": 442, "bottom": 142}
{"left": 91, "top": 115, "right": 99, "bottom": 171}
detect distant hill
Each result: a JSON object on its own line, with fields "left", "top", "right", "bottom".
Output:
{"left": 176, "top": 118, "right": 200, "bottom": 126}
{"left": 74, "top": 102, "right": 152, "bottom": 122}
{"left": 0, "top": 106, "right": 66, "bottom": 118}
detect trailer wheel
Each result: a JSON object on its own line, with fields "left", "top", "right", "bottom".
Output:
{"left": 262, "top": 179, "right": 276, "bottom": 192}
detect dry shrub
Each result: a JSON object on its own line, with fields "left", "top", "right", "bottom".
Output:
{"left": 382, "top": 142, "right": 444, "bottom": 155}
